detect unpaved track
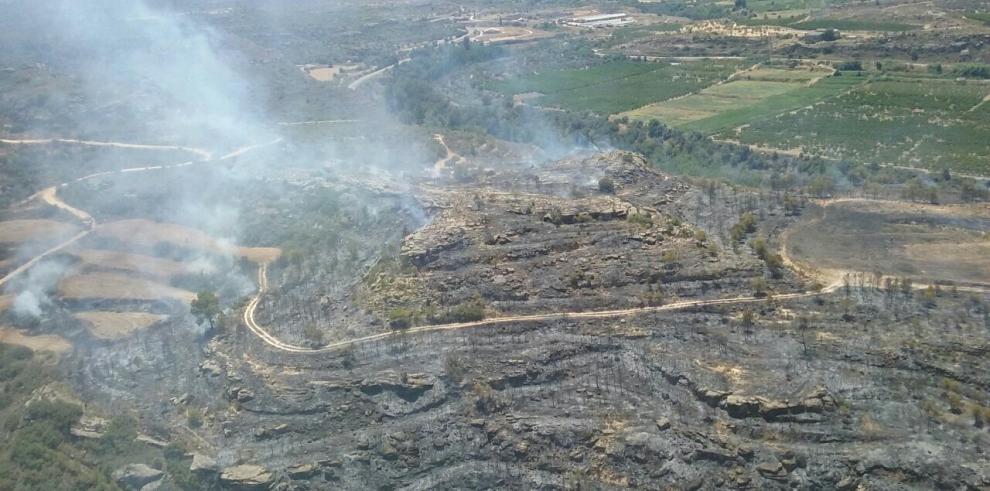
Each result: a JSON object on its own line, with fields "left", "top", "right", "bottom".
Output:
{"left": 0, "top": 187, "right": 95, "bottom": 289}
{"left": 242, "top": 261, "right": 844, "bottom": 354}
{"left": 432, "top": 133, "right": 460, "bottom": 173}
{"left": 242, "top": 194, "right": 990, "bottom": 355}
{"left": 276, "top": 120, "right": 360, "bottom": 127}
{"left": 0, "top": 138, "right": 213, "bottom": 160}
{"left": 0, "top": 138, "right": 281, "bottom": 288}
{"left": 348, "top": 60, "right": 408, "bottom": 90}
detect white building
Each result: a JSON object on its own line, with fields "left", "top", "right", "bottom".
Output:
{"left": 565, "top": 13, "right": 635, "bottom": 29}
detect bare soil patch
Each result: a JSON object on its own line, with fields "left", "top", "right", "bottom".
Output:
{"left": 0, "top": 328, "right": 71, "bottom": 353}
{"left": 58, "top": 272, "right": 196, "bottom": 303}
{"left": 785, "top": 200, "right": 990, "bottom": 286}
{"left": 93, "top": 219, "right": 281, "bottom": 264}
{"left": 302, "top": 64, "right": 361, "bottom": 82}
{"left": 73, "top": 311, "right": 167, "bottom": 340}
{"left": 70, "top": 248, "right": 190, "bottom": 280}
{"left": 0, "top": 219, "right": 80, "bottom": 245}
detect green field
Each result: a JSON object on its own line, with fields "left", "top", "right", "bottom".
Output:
{"left": 601, "top": 23, "right": 684, "bottom": 47}
{"left": 622, "top": 67, "right": 853, "bottom": 134}
{"left": 737, "top": 15, "right": 919, "bottom": 31}
{"left": 729, "top": 74, "right": 990, "bottom": 174}
{"left": 492, "top": 60, "right": 744, "bottom": 115}
{"left": 964, "top": 12, "right": 990, "bottom": 26}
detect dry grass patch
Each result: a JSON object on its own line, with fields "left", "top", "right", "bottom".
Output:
{"left": 241, "top": 247, "right": 282, "bottom": 264}
{"left": 0, "top": 219, "right": 80, "bottom": 244}
{"left": 0, "top": 328, "right": 71, "bottom": 353}
{"left": 94, "top": 219, "right": 281, "bottom": 264}
{"left": 787, "top": 200, "right": 990, "bottom": 286}
{"left": 0, "top": 295, "right": 12, "bottom": 313}
{"left": 73, "top": 311, "right": 167, "bottom": 340}
{"left": 59, "top": 272, "right": 196, "bottom": 303}
{"left": 71, "top": 248, "right": 189, "bottom": 280}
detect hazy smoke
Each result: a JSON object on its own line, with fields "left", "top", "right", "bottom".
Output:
{"left": 32, "top": 0, "right": 270, "bottom": 148}
{"left": 9, "top": 258, "right": 70, "bottom": 320}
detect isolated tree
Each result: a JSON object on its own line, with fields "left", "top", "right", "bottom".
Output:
{"left": 795, "top": 315, "right": 811, "bottom": 356}
{"left": 191, "top": 291, "right": 221, "bottom": 329}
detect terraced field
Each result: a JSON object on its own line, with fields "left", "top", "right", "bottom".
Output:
{"left": 624, "top": 67, "right": 851, "bottom": 134}
{"left": 493, "top": 60, "right": 744, "bottom": 115}
{"left": 729, "top": 74, "right": 990, "bottom": 174}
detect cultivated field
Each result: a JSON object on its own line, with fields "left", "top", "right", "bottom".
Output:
{"left": 0, "top": 219, "right": 80, "bottom": 244}
{"left": 58, "top": 272, "right": 196, "bottom": 303}
{"left": 93, "top": 219, "right": 281, "bottom": 264}
{"left": 623, "top": 66, "right": 846, "bottom": 133}
{"left": 730, "top": 74, "right": 990, "bottom": 173}
{"left": 70, "top": 248, "right": 190, "bottom": 280}
{"left": 73, "top": 311, "right": 166, "bottom": 340}
{"left": 0, "top": 328, "right": 71, "bottom": 353}
{"left": 493, "top": 60, "right": 744, "bottom": 114}
{"left": 786, "top": 200, "right": 990, "bottom": 286}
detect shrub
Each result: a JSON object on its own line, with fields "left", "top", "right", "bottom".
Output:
{"left": 751, "top": 277, "right": 769, "bottom": 297}
{"left": 954, "top": 64, "right": 990, "bottom": 79}
{"left": 444, "top": 353, "right": 467, "bottom": 384}
{"left": 387, "top": 308, "right": 416, "bottom": 329}
{"left": 730, "top": 213, "right": 758, "bottom": 242}
{"left": 186, "top": 408, "right": 203, "bottom": 428}
{"left": 23, "top": 400, "right": 82, "bottom": 436}
{"left": 445, "top": 300, "right": 485, "bottom": 323}
{"left": 598, "top": 176, "right": 616, "bottom": 194}
{"left": 303, "top": 324, "right": 325, "bottom": 345}
{"left": 627, "top": 212, "right": 653, "bottom": 226}
{"left": 471, "top": 381, "right": 498, "bottom": 414}
{"left": 836, "top": 61, "right": 862, "bottom": 71}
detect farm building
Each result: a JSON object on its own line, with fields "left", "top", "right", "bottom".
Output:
{"left": 565, "top": 13, "right": 634, "bottom": 28}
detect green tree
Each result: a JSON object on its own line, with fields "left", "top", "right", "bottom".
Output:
{"left": 191, "top": 291, "right": 221, "bottom": 329}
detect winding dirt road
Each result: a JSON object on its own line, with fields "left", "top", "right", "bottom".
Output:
{"left": 0, "top": 138, "right": 213, "bottom": 160}
{"left": 0, "top": 138, "right": 281, "bottom": 288}
{"left": 431, "top": 133, "right": 460, "bottom": 174}
{"left": 242, "top": 260, "right": 844, "bottom": 354}
{"left": 4, "top": 137, "right": 986, "bottom": 356}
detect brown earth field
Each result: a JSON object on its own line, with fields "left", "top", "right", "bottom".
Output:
{"left": 0, "top": 328, "right": 71, "bottom": 353}
{"left": 58, "top": 272, "right": 196, "bottom": 303}
{"left": 69, "top": 248, "right": 191, "bottom": 280}
{"left": 73, "top": 311, "right": 167, "bottom": 340}
{"left": 785, "top": 199, "right": 990, "bottom": 286}
{"left": 93, "top": 219, "right": 281, "bottom": 264}
{"left": 0, "top": 219, "right": 80, "bottom": 245}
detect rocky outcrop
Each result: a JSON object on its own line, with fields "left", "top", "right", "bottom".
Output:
{"left": 190, "top": 453, "right": 218, "bottom": 475}
{"left": 111, "top": 463, "right": 163, "bottom": 490}
{"left": 718, "top": 387, "right": 837, "bottom": 420}
{"left": 359, "top": 370, "right": 435, "bottom": 401}
{"left": 219, "top": 464, "right": 274, "bottom": 490}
